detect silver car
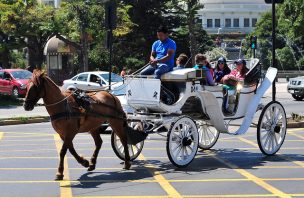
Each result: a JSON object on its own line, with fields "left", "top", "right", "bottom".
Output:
{"left": 287, "top": 76, "right": 304, "bottom": 101}
{"left": 62, "top": 71, "right": 123, "bottom": 91}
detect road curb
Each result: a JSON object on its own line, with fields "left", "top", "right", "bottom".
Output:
{"left": 0, "top": 116, "right": 50, "bottom": 126}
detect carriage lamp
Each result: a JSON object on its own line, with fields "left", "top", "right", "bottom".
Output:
{"left": 236, "top": 83, "right": 243, "bottom": 91}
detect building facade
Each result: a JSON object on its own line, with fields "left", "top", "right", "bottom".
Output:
{"left": 38, "top": 0, "right": 61, "bottom": 8}
{"left": 198, "top": 0, "right": 271, "bottom": 35}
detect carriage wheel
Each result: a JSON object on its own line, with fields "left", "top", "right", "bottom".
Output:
{"left": 257, "top": 101, "right": 287, "bottom": 155}
{"left": 197, "top": 120, "right": 220, "bottom": 150}
{"left": 166, "top": 116, "right": 198, "bottom": 168}
{"left": 111, "top": 122, "right": 144, "bottom": 161}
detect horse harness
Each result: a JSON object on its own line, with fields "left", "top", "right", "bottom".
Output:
{"left": 49, "top": 90, "right": 125, "bottom": 122}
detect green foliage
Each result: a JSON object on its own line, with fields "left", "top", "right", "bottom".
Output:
{"left": 10, "top": 50, "right": 27, "bottom": 69}
{"left": 0, "top": 93, "right": 22, "bottom": 106}
{"left": 0, "top": 0, "right": 215, "bottom": 73}
{"left": 205, "top": 48, "right": 228, "bottom": 62}
{"left": 246, "top": 0, "right": 304, "bottom": 70}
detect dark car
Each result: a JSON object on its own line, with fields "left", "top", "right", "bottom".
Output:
{"left": 0, "top": 69, "right": 32, "bottom": 97}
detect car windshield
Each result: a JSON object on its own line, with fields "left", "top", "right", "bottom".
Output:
{"left": 111, "top": 84, "right": 126, "bottom": 96}
{"left": 100, "top": 73, "right": 123, "bottom": 83}
{"left": 10, "top": 70, "right": 32, "bottom": 80}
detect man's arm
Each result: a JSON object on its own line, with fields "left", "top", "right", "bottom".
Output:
{"left": 155, "top": 49, "right": 175, "bottom": 64}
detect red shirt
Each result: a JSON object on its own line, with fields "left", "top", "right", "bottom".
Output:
{"left": 228, "top": 69, "right": 245, "bottom": 80}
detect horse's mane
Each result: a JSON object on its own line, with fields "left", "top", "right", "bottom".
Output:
{"left": 31, "top": 70, "right": 45, "bottom": 86}
{"left": 31, "top": 69, "right": 59, "bottom": 88}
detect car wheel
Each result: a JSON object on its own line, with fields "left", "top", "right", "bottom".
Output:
{"left": 292, "top": 94, "right": 304, "bottom": 101}
{"left": 12, "top": 87, "right": 19, "bottom": 98}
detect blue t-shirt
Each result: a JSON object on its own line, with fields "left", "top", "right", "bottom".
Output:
{"left": 152, "top": 38, "right": 176, "bottom": 69}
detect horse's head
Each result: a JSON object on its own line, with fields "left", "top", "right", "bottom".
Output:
{"left": 24, "top": 70, "right": 46, "bottom": 111}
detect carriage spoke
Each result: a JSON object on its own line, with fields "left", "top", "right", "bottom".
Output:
{"left": 174, "top": 146, "right": 183, "bottom": 159}
{"left": 263, "top": 132, "right": 271, "bottom": 150}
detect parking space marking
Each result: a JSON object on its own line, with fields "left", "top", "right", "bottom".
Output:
{"left": 0, "top": 132, "right": 3, "bottom": 140}
{"left": 54, "top": 134, "right": 73, "bottom": 198}
{"left": 138, "top": 154, "right": 182, "bottom": 198}
{"left": 238, "top": 137, "right": 304, "bottom": 168}
{"left": 205, "top": 150, "right": 291, "bottom": 198}
{"left": 289, "top": 132, "right": 304, "bottom": 140}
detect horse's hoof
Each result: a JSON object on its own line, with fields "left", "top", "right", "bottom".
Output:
{"left": 87, "top": 164, "right": 96, "bottom": 172}
{"left": 123, "top": 163, "right": 131, "bottom": 170}
{"left": 55, "top": 174, "right": 64, "bottom": 181}
{"left": 81, "top": 159, "right": 90, "bottom": 168}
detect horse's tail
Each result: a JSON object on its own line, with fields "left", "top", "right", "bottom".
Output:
{"left": 123, "top": 113, "right": 147, "bottom": 145}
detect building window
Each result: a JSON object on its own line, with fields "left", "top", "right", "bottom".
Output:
{"left": 225, "top": 19, "right": 231, "bottom": 27}
{"left": 207, "top": 19, "right": 213, "bottom": 28}
{"left": 233, "top": 18, "right": 239, "bottom": 27}
{"left": 196, "top": 18, "right": 203, "bottom": 26}
{"left": 252, "top": 18, "right": 258, "bottom": 27}
{"left": 215, "top": 19, "right": 220, "bottom": 28}
{"left": 244, "top": 18, "right": 250, "bottom": 27}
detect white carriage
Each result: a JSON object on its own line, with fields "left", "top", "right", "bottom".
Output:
{"left": 111, "top": 59, "right": 287, "bottom": 167}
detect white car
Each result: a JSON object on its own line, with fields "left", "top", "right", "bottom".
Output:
{"left": 62, "top": 71, "right": 123, "bottom": 91}
{"left": 287, "top": 76, "right": 304, "bottom": 101}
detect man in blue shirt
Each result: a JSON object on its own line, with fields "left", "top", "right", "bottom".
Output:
{"left": 140, "top": 26, "right": 176, "bottom": 79}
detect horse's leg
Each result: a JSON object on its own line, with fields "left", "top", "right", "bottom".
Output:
{"left": 63, "top": 134, "right": 90, "bottom": 168}
{"left": 55, "top": 143, "right": 68, "bottom": 180}
{"left": 68, "top": 142, "right": 90, "bottom": 168}
{"left": 87, "top": 128, "right": 103, "bottom": 171}
{"left": 110, "top": 119, "right": 131, "bottom": 170}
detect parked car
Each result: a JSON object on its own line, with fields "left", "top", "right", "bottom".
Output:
{"left": 62, "top": 71, "right": 123, "bottom": 91}
{"left": 287, "top": 76, "right": 304, "bottom": 101}
{"left": 0, "top": 69, "right": 32, "bottom": 97}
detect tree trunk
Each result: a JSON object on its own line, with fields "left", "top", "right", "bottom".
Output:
{"left": 27, "top": 37, "right": 44, "bottom": 69}
{"left": 0, "top": 47, "right": 10, "bottom": 68}
{"left": 188, "top": 0, "right": 198, "bottom": 65}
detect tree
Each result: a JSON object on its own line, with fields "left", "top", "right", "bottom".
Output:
{"left": 171, "top": 0, "right": 208, "bottom": 63}
{"left": 244, "top": 0, "right": 304, "bottom": 70}
{"left": 0, "top": 0, "right": 56, "bottom": 68}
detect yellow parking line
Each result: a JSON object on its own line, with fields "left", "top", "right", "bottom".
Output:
{"left": 54, "top": 134, "right": 72, "bottom": 198}
{"left": 288, "top": 128, "right": 304, "bottom": 133}
{"left": 138, "top": 154, "right": 182, "bottom": 198}
{"left": 289, "top": 132, "right": 304, "bottom": 140}
{"left": 0, "top": 177, "right": 303, "bottom": 183}
{"left": 205, "top": 150, "right": 291, "bottom": 198}
{"left": 252, "top": 166, "right": 302, "bottom": 169}
{"left": 184, "top": 195, "right": 278, "bottom": 198}
{"left": 77, "top": 196, "right": 170, "bottom": 198}
{"left": 238, "top": 137, "right": 304, "bottom": 168}
{"left": 0, "top": 132, "right": 3, "bottom": 141}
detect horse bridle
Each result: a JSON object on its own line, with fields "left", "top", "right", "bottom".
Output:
{"left": 25, "top": 76, "right": 75, "bottom": 108}
{"left": 24, "top": 78, "right": 46, "bottom": 108}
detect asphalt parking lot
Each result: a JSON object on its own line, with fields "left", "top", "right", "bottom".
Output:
{"left": 0, "top": 123, "right": 304, "bottom": 198}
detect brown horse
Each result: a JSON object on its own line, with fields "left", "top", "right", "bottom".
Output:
{"left": 23, "top": 70, "right": 131, "bottom": 180}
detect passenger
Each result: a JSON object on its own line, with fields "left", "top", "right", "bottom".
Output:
{"left": 140, "top": 25, "right": 176, "bottom": 79}
{"left": 174, "top": 53, "right": 188, "bottom": 70}
{"left": 193, "top": 54, "right": 215, "bottom": 86}
{"left": 214, "top": 57, "right": 231, "bottom": 83}
{"left": 222, "top": 59, "right": 248, "bottom": 86}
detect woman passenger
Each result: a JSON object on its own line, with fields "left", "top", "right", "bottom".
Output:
{"left": 214, "top": 57, "right": 231, "bottom": 83}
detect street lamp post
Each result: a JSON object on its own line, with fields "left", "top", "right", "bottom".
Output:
{"left": 265, "top": 0, "right": 284, "bottom": 101}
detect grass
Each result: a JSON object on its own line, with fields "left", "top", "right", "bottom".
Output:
{"left": 0, "top": 94, "right": 23, "bottom": 106}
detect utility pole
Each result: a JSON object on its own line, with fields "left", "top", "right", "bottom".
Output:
{"left": 105, "top": 0, "right": 117, "bottom": 90}
{"left": 265, "top": 0, "right": 284, "bottom": 101}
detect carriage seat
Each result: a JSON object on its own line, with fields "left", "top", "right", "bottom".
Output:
{"left": 204, "top": 84, "right": 223, "bottom": 92}
{"left": 161, "top": 68, "right": 203, "bottom": 82}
